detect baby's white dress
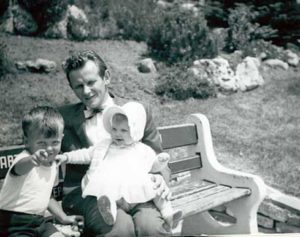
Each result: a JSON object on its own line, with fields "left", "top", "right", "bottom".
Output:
{"left": 82, "top": 141, "right": 158, "bottom": 204}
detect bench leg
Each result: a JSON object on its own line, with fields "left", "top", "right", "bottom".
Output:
{"left": 181, "top": 114, "right": 267, "bottom": 235}
{"left": 182, "top": 195, "right": 259, "bottom": 235}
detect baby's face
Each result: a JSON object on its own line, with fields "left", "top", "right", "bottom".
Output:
{"left": 26, "top": 129, "right": 64, "bottom": 165}
{"left": 110, "top": 117, "right": 133, "bottom": 146}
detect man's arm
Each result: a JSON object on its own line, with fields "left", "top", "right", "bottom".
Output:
{"left": 143, "top": 105, "right": 171, "bottom": 182}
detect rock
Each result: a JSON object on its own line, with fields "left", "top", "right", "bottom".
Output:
{"left": 157, "top": 0, "right": 173, "bottom": 9}
{"left": 67, "top": 5, "right": 89, "bottom": 40}
{"left": 276, "top": 222, "right": 300, "bottom": 233}
{"left": 43, "top": 16, "right": 68, "bottom": 39}
{"left": 287, "top": 213, "right": 300, "bottom": 227}
{"left": 235, "top": 57, "right": 264, "bottom": 91}
{"left": 259, "top": 200, "right": 289, "bottom": 222}
{"left": 257, "top": 213, "right": 274, "bottom": 229}
{"left": 264, "top": 59, "right": 289, "bottom": 70}
{"left": 137, "top": 58, "right": 157, "bottom": 73}
{"left": 16, "top": 59, "right": 57, "bottom": 73}
{"left": 285, "top": 50, "right": 299, "bottom": 66}
{"left": 12, "top": 5, "right": 37, "bottom": 36}
{"left": 191, "top": 56, "right": 238, "bottom": 92}
{"left": 0, "top": 9, "right": 14, "bottom": 33}
{"left": 67, "top": 5, "right": 88, "bottom": 22}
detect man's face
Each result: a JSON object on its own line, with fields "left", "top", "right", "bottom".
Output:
{"left": 68, "top": 60, "right": 110, "bottom": 109}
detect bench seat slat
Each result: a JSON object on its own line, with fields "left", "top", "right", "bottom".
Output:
{"left": 158, "top": 124, "right": 197, "bottom": 150}
{"left": 171, "top": 180, "right": 216, "bottom": 200}
{"left": 172, "top": 186, "right": 251, "bottom": 217}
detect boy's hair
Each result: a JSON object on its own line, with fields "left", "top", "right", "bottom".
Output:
{"left": 22, "top": 106, "right": 64, "bottom": 138}
{"left": 62, "top": 50, "right": 108, "bottom": 82}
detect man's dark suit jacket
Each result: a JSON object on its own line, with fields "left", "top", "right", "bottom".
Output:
{"left": 58, "top": 102, "right": 164, "bottom": 191}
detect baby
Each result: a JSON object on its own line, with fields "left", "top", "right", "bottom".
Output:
{"left": 58, "top": 101, "right": 182, "bottom": 230}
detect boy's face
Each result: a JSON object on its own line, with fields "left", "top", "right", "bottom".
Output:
{"left": 25, "top": 128, "right": 64, "bottom": 165}
{"left": 69, "top": 60, "right": 110, "bottom": 110}
{"left": 110, "top": 117, "right": 133, "bottom": 146}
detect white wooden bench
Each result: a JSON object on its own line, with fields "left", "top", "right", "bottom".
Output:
{"left": 0, "top": 113, "right": 266, "bottom": 235}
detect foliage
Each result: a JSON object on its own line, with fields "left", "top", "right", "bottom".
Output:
{"left": 147, "top": 5, "right": 218, "bottom": 64}
{"left": 205, "top": 0, "right": 299, "bottom": 46}
{"left": 0, "top": 0, "right": 9, "bottom": 17}
{"left": 242, "top": 39, "right": 285, "bottom": 59}
{"left": 155, "top": 64, "right": 217, "bottom": 100}
{"left": 225, "top": 3, "right": 277, "bottom": 53}
{"left": 18, "top": 0, "right": 71, "bottom": 33}
{"left": 109, "top": 0, "right": 156, "bottom": 42}
{"left": 0, "top": 42, "right": 14, "bottom": 78}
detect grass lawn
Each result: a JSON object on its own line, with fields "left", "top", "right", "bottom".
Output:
{"left": 1, "top": 34, "right": 299, "bottom": 198}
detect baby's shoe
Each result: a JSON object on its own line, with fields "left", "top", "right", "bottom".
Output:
{"left": 97, "top": 195, "right": 116, "bottom": 226}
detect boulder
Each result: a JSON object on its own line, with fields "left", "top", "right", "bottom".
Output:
{"left": 43, "top": 14, "right": 68, "bottom": 39}
{"left": 264, "top": 59, "right": 289, "bottom": 70}
{"left": 0, "top": 7, "right": 14, "bottom": 33}
{"left": 67, "top": 5, "right": 89, "bottom": 40}
{"left": 16, "top": 59, "right": 57, "bottom": 73}
{"left": 137, "top": 58, "right": 157, "bottom": 73}
{"left": 191, "top": 56, "right": 238, "bottom": 92}
{"left": 12, "top": 5, "right": 37, "bottom": 36}
{"left": 235, "top": 57, "right": 264, "bottom": 91}
{"left": 285, "top": 50, "right": 299, "bottom": 66}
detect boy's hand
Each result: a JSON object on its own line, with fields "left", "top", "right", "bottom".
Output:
{"left": 31, "top": 149, "right": 49, "bottom": 166}
{"left": 157, "top": 152, "right": 170, "bottom": 163}
{"left": 55, "top": 154, "right": 68, "bottom": 165}
{"left": 61, "top": 215, "right": 84, "bottom": 234}
{"left": 61, "top": 215, "right": 84, "bottom": 226}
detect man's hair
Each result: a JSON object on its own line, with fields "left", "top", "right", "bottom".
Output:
{"left": 62, "top": 50, "right": 108, "bottom": 82}
{"left": 22, "top": 106, "right": 64, "bottom": 138}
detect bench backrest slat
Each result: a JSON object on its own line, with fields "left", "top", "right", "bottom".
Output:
{"left": 0, "top": 145, "right": 25, "bottom": 179}
{"left": 168, "top": 154, "right": 202, "bottom": 174}
{"left": 158, "top": 124, "right": 198, "bottom": 150}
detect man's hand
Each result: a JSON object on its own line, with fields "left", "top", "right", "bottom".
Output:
{"left": 157, "top": 152, "right": 170, "bottom": 163}
{"left": 151, "top": 174, "right": 171, "bottom": 200}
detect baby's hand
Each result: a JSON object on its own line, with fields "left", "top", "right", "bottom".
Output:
{"left": 31, "top": 149, "right": 49, "bottom": 166}
{"left": 157, "top": 152, "right": 170, "bottom": 163}
{"left": 55, "top": 154, "right": 68, "bottom": 165}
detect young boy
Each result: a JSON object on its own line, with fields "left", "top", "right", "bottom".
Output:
{"left": 0, "top": 106, "right": 81, "bottom": 237}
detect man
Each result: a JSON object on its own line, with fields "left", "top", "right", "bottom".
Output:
{"left": 58, "top": 50, "right": 171, "bottom": 236}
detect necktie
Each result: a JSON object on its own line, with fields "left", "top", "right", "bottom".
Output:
{"left": 84, "top": 108, "right": 103, "bottom": 119}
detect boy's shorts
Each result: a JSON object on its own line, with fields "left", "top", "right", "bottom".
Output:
{"left": 0, "top": 209, "right": 59, "bottom": 237}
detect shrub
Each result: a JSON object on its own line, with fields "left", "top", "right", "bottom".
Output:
{"left": 109, "top": 0, "right": 156, "bottom": 41}
{"left": 0, "top": 0, "right": 9, "bottom": 17}
{"left": 155, "top": 64, "right": 217, "bottom": 100}
{"left": 18, "top": 0, "right": 70, "bottom": 33}
{"left": 147, "top": 6, "right": 218, "bottom": 64}
{"left": 242, "top": 39, "right": 285, "bottom": 59}
{"left": 225, "top": 3, "right": 277, "bottom": 52}
{"left": 0, "top": 42, "right": 14, "bottom": 78}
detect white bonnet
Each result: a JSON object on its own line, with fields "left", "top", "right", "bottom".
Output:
{"left": 102, "top": 101, "right": 146, "bottom": 142}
